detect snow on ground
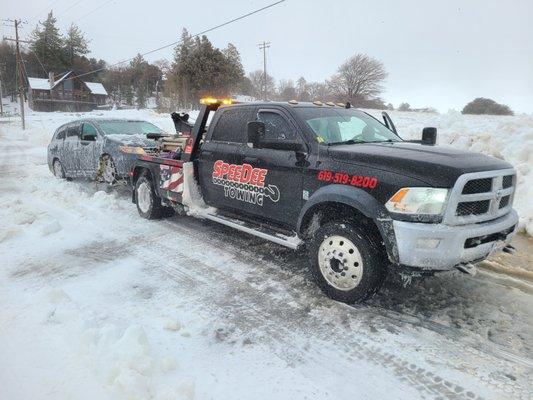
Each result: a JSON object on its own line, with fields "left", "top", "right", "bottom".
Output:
{"left": 1, "top": 104, "right": 532, "bottom": 399}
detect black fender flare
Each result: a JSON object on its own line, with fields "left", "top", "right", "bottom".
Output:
{"left": 297, "top": 184, "right": 399, "bottom": 264}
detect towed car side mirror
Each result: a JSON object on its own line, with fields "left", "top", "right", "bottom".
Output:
{"left": 247, "top": 121, "right": 265, "bottom": 148}
{"left": 422, "top": 127, "right": 437, "bottom": 145}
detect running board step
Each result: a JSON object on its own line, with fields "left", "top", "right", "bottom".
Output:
{"left": 204, "top": 212, "right": 303, "bottom": 250}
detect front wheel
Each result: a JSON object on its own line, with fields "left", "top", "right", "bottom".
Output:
{"left": 135, "top": 174, "right": 163, "bottom": 219}
{"left": 52, "top": 159, "right": 65, "bottom": 179}
{"left": 309, "top": 221, "right": 387, "bottom": 303}
{"left": 101, "top": 155, "right": 117, "bottom": 184}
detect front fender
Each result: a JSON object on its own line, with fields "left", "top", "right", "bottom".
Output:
{"left": 298, "top": 184, "right": 399, "bottom": 264}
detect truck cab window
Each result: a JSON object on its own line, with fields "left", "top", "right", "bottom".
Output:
{"left": 211, "top": 108, "right": 251, "bottom": 143}
{"left": 257, "top": 111, "right": 294, "bottom": 140}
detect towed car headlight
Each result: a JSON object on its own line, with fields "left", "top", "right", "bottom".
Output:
{"left": 119, "top": 145, "right": 146, "bottom": 154}
{"left": 385, "top": 188, "right": 449, "bottom": 215}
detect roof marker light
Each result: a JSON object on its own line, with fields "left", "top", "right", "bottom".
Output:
{"left": 325, "top": 101, "right": 335, "bottom": 107}
{"left": 288, "top": 100, "right": 298, "bottom": 105}
{"left": 313, "top": 100, "right": 323, "bottom": 106}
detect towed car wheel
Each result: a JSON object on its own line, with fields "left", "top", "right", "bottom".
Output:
{"left": 101, "top": 155, "right": 117, "bottom": 184}
{"left": 309, "top": 221, "right": 387, "bottom": 303}
{"left": 53, "top": 160, "right": 65, "bottom": 179}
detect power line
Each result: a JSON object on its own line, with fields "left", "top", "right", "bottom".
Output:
{"left": 30, "top": 0, "right": 63, "bottom": 22}
{"left": 55, "top": 0, "right": 84, "bottom": 19}
{"left": 74, "top": 0, "right": 117, "bottom": 23}
{"left": 67, "top": 0, "right": 287, "bottom": 81}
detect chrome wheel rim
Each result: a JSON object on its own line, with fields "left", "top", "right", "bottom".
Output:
{"left": 137, "top": 181, "right": 151, "bottom": 213}
{"left": 318, "top": 235, "right": 363, "bottom": 291}
{"left": 103, "top": 158, "right": 116, "bottom": 183}
{"left": 53, "top": 161, "right": 62, "bottom": 178}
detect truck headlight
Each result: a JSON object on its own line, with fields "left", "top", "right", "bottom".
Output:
{"left": 385, "top": 188, "right": 449, "bottom": 215}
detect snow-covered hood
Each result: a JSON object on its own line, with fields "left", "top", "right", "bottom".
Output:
{"left": 104, "top": 133, "right": 156, "bottom": 147}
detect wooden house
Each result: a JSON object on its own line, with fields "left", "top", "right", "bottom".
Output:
{"left": 27, "top": 71, "right": 108, "bottom": 112}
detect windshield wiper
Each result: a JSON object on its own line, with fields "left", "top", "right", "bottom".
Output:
{"left": 328, "top": 139, "right": 365, "bottom": 146}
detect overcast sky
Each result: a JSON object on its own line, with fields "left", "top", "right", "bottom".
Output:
{"left": 2, "top": 0, "right": 532, "bottom": 113}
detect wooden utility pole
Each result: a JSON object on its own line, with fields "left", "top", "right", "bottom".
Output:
{"left": 3, "top": 19, "right": 27, "bottom": 129}
{"left": 258, "top": 41, "right": 270, "bottom": 101}
{"left": 0, "top": 66, "right": 4, "bottom": 116}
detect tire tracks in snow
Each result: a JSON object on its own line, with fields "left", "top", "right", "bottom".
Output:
{"left": 118, "top": 216, "right": 528, "bottom": 400}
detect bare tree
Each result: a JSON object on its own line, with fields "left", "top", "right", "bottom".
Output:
{"left": 328, "top": 54, "right": 387, "bottom": 104}
{"left": 307, "top": 81, "right": 331, "bottom": 100}
{"left": 249, "top": 70, "right": 275, "bottom": 100}
{"left": 277, "top": 79, "right": 297, "bottom": 100}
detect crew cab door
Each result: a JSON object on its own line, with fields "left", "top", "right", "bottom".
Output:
{"left": 237, "top": 108, "right": 306, "bottom": 227}
{"left": 197, "top": 106, "right": 255, "bottom": 210}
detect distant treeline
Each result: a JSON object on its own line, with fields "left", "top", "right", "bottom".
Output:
{"left": 0, "top": 11, "right": 514, "bottom": 115}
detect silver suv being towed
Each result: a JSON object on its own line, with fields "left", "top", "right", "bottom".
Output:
{"left": 47, "top": 119, "right": 162, "bottom": 183}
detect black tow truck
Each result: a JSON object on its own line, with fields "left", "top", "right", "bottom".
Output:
{"left": 129, "top": 98, "right": 518, "bottom": 303}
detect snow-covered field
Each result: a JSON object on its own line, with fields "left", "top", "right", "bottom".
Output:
{"left": 1, "top": 104, "right": 532, "bottom": 400}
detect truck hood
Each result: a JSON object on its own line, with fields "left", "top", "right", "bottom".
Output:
{"left": 327, "top": 142, "right": 512, "bottom": 187}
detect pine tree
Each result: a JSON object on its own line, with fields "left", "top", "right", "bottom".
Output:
{"left": 30, "top": 11, "right": 65, "bottom": 73}
{"left": 64, "top": 24, "right": 89, "bottom": 66}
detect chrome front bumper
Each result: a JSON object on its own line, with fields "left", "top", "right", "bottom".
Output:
{"left": 393, "top": 209, "right": 518, "bottom": 270}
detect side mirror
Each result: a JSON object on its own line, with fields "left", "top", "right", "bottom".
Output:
{"left": 81, "top": 132, "right": 96, "bottom": 141}
{"left": 422, "top": 127, "right": 437, "bottom": 145}
{"left": 247, "top": 121, "right": 265, "bottom": 148}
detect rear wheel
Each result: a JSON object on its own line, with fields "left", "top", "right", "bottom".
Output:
{"left": 52, "top": 159, "right": 65, "bottom": 179}
{"left": 135, "top": 174, "right": 163, "bottom": 219}
{"left": 309, "top": 221, "right": 387, "bottom": 303}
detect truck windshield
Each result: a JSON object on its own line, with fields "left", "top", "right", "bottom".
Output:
{"left": 97, "top": 121, "right": 163, "bottom": 135}
{"left": 294, "top": 107, "right": 401, "bottom": 145}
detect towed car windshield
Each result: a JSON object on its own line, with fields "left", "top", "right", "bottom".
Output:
{"left": 294, "top": 107, "right": 401, "bottom": 145}
{"left": 97, "top": 121, "right": 163, "bottom": 135}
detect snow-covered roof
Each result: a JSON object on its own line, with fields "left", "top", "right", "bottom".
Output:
{"left": 27, "top": 77, "right": 51, "bottom": 90}
{"left": 27, "top": 73, "right": 108, "bottom": 96}
{"left": 84, "top": 82, "right": 108, "bottom": 96}
{"left": 51, "top": 71, "right": 73, "bottom": 89}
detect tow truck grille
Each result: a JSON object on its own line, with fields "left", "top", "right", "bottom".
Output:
{"left": 456, "top": 200, "right": 490, "bottom": 216}
{"left": 444, "top": 170, "right": 516, "bottom": 225}
{"left": 502, "top": 175, "right": 514, "bottom": 189}
{"left": 462, "top": 178, "right": 492, "bottom": 194}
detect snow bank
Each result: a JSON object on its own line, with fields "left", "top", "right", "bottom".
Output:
{"left": 366, "top": 109, "right": 533, "bottom": 235}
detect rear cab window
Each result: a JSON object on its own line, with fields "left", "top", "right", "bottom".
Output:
{"left": 210, "top": 107, "right": 255, "bottom": 144}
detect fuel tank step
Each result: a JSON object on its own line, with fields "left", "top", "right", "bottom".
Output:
{"left": 204, "top": 212, "right": 303, "bottom": 250}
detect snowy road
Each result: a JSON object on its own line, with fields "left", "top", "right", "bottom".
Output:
{"left": 1, "top": 112, "right": 532, "bottom": 399}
